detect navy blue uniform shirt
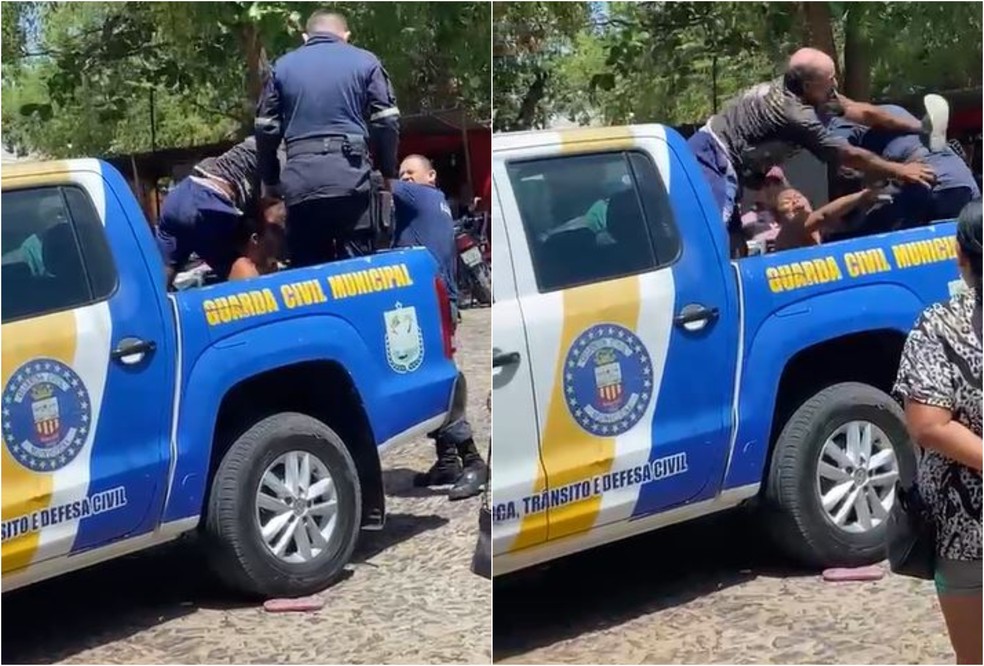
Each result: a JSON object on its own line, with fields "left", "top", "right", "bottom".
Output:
{"left": 827, "top": 105, "right": 979, "bottom": 197}
{"left": 391, "top": 181, "right": 458, "bottom": 302}
{"left": 255, "top": 32, "right": 400, "bottom": 205}
{"left": 156, "top": 178, "right": 243, "bottom": 278}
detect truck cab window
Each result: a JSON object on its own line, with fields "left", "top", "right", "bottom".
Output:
{"left": 1, "top": 186, "right": 116, "bottom": 323}
{"left": 506, "top": 150, "right": 679, "bottom": 292}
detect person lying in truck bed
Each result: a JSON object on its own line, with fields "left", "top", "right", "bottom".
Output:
{"left": 770, "top": 185, "right": 885, "bottom": 251}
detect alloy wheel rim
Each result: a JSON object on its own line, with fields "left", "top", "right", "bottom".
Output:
{"left": 815, "top": 420, "right": 899, "bottom": 534}
{"left": 255, "top": 451, "right": 338, "bottom": 563}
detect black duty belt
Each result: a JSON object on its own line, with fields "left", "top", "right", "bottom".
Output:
{"left": 286, "top": 135, "right": 367, "bottom": 159}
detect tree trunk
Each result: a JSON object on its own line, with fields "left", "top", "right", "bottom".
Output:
{"left": 796, "top": 2, "right": 841, "bottom": 81}
{"left": 842, "top": 7, "right": 870, "bottom": 99}
{"left": 514, "top": 69, "right": 548, "bottom": 130}
{"left": 240, "top": 22, "right": 267, "bottom": 133}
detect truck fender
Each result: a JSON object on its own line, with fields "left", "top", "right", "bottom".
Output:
{"left": 724, "top": 283, "right": 924, "bottom": 490}
{"left": 163, "top": 315, "right": 381, "bottom": 523}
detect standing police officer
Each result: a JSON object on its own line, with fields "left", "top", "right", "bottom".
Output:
{"left": 255, "top": 10, "right": 400, "bottom": 267}
{"left": 393, "top": 155, "right": 488, "bottom": 500}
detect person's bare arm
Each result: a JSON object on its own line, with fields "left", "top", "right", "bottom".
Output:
{"left": 836, "top": 93, "right": 923, "bottom": 134}
{"left": 905, "top": 401, "right": 983, "bottom": 472}
{"left": 547, "top": 216, "right": 590, "bottom": 236}
{"left": 837, "top": 144, "right": 936, "bottom": 188}
{"left": 803, "top": 187, "right": 879, "bottom": 233}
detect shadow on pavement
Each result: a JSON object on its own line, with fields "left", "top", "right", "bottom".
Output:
{"left": 382, "top": 467, "right": 449, "bottom": 498}
{"left": 3, "top": 510, "right": 448, "bottom": 664}
{"left": 1, "top": 540, "right": 249, "bottom": 665}
{"left": 493, "top": 507, "right": 815, "bottom": 662}
{"left": 353, "top": 512, "right": 450, "bottom": 563}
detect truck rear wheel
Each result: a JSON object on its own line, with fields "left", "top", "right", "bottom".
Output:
{"left": 765, "top": 382, "right": 915, "bottom": 568}
{"left": 204, "top": 412, "right": 362, "bottom": 598}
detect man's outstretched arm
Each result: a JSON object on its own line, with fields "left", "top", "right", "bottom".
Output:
{"left": 789, "top": 111, "right": 937, "bottom": 188}
{"left": 837, "top": 144, "right": 936, "bottom": 188}
{"left": 835, "top": 93, "right": 923, "bottom": 134}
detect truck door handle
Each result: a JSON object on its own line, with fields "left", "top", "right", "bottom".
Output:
{"left": 111, "top": 337, "right": 157, "bottom": 365}
{"left": 493, "top": 351, "right": 521, "bottom": 368}
{"left": 674, "top": 304, "right": 719, "bottom": 331}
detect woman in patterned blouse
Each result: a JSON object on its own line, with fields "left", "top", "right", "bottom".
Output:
{"left": 894, "top": 199, "right": 982, "bottom": 664}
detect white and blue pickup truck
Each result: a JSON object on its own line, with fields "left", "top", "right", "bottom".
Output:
{"left": 1, "top": 159, "right": 461, "bottom": 598}
{"left": 491, "top": 124, "right": 965, "bottom": 575}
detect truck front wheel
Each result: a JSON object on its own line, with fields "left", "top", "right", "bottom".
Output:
{"left": 765, "top": 382, "right": 915, "bottom": 568}
{"left": 204, "top": 412, "right": 362, "bottom": 598}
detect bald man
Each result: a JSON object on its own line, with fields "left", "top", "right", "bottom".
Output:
{"left": 688, "top": 47, "right": 948, "bottom": 256}
{"left": 392, "top": 155, "right": 458, "bottom": 304}
{"left": 392, "top": 154, "right": 488, "bottom": 500}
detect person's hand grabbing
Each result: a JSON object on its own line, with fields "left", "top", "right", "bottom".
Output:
{"left": 896, "top": 161, "right": 936, "bottom": 189}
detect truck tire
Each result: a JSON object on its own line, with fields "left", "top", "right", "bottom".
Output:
{"left": 765, "top": 382, "right": 915, "bottom": 568}
{"left": 204, "top": 412, "right": 362, "bottom": 598}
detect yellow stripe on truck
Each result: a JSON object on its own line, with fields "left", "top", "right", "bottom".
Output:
{"left": 551, "top": 126, "right": 636, "bottom": 154}
{"left": 512, "top": 125, "right": 641, "bottom": 550}
{"left": 514, "top": 277, "right": 642, "bottom": 547}
{"left": 1, "top": 311, "right": 78, "bottom": 572}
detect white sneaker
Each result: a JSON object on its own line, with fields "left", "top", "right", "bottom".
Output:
{"left": 922, "top": 94, "right": 950, "bottom": 152}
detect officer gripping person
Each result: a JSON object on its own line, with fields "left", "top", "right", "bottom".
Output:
{"left": 688, "top": 47, "right": 946, "bottom": 257}
{"left": 255, "top": 9, "right": 400, "bottom": 267}
{"left": 825, "top": 104, "right": 980, "bottom": 235}
{"left": 156, "top": 137, "right": 286, "bottom": 288}
{"left": 394, "top": 155, "right": 488, "bottom": 500}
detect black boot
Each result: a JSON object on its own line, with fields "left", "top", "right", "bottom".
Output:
{"left": 413, "top": 439, "right": 462, "bottom": 487}
{"left": 449, "top": 439, "right": 488, "bottom": 501}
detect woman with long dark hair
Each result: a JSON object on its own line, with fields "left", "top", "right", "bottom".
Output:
{"left": 894, "top": 199, "right": 982, "bottom": 664}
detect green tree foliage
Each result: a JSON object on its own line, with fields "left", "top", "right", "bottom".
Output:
{"left": 493, "top": 1, "right": 983, "bottom": 131}
{"left": 492, "top": 1, "right": 591, "bottom": 131}
{"left": 2, "top": 1, "right": 491, "bottom": 158}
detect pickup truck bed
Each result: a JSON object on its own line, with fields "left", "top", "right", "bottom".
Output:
{"left": 165, "top": 256, "right": 458, "bottom": 525}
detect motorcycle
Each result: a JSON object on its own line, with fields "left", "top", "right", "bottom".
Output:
{"left": 454, "top": 213, "right": 491, "bottom": 307}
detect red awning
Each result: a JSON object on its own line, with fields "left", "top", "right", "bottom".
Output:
{"left": 396, "top": 126, "right": 490, "bottom": 196}
{"left": 951, "top": 107, "right": 982, "bottom": 134}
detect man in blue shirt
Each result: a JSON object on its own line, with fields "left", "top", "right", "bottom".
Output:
{"left": 392, "top": 154, "right": 486, "bottom": 500}
{"left": 392, "top": 155, "right": 458, "bottom": 305}
{"left": 827, "top": 105, "right": 980, "bottom": 232}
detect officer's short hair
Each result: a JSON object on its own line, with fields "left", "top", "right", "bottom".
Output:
{"left": 306, "top": 9, "right": 348, "bottom": 36}
{"left": 403, "top": 154, "right": 434, "bottom": 172}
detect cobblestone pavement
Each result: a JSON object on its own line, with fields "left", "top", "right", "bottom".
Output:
{"left": 2, "top": 309, "right": 492, "bottom": 666}
{"left": 494, "top": 508, "right": 954, "bottom": 665}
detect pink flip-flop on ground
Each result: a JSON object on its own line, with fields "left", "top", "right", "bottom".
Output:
{"left": 822, "top": 565, "right": 885, "bottom": 582}
{"left": 263, "top": 596, "right": 325, "bottom": 613}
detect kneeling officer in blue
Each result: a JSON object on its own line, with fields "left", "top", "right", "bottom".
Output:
{"left": 155, "top": 137, "right": 285, "bottom": 287}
